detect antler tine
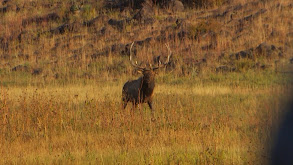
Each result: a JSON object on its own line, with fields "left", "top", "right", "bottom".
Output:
{"left": 153, "top": 43, "right": 172, "bottom": 69}
{"left": 164, "top": 43, "right": 172, "bottom": 65}
{"left": 129, "top": 42, "right": 145, "bottom": 70}
{"left": 129, "top": 42, "right": 135, "bottom": 62}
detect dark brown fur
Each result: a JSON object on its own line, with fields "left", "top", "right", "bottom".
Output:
{"left": 122, "top": 70, "right": 156, "bottom": 110}
{"left": 122, "top": 42, "right": 171, "bottom": 111}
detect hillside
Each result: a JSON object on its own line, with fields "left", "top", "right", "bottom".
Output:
{"left": 0, "top": 0, "right": 292, "bottom": 83}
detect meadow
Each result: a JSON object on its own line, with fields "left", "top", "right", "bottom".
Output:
{"left": 1, "top": 0, "right": 293, "bottom": 164}
{"left": 1, "top": 69, "right": 292, "bottom": 164}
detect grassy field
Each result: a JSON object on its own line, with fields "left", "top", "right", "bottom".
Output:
{"left": 0, "top": 0, "right": 293, "bottom": 164}
{"left": 1, "top": 70, "right": 292, "bottom": 164}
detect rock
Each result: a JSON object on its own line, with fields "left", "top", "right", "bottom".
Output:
{"left": 168, "top": 0, "right": 184, "bottom": 12}
{"left": 11, "top": 65, "right": 30, "bottom": 72}
{"left": 1, "top": 0, "right": 8, "bottom": 5}
{"left": 133, "top": 1, "right": 154, "bottom": 21}
{"left": 230, "top": 49, "right": 253, "bottom": 60}
{"left": 141, "top": 18, "right": 155, "bottom": 25}
{"left": 108, "top": 19, "right": 127, "bottom": 31}
{"left": 270, "top": 29, "right": 280, "bottom": 38}
{"left": 287, "top": 32, "right": 293, "bottom": 38}
{"left": 22, "top": 12, "right": 60, "bottom": 27}
{"left": 230, "top": 43, "right": 283, "bottom": 61}
{"left": 242, "top": 9, "right": 267, "bottom": 22}
{"left": 177, "top": 30, "right": 189, "bottom": 40}
{"left": 182, "top": 57, "right": 206, "bottom": 66}
{"left": 51, "top": 21, "right": 83, "bottom": 34}
{"left": 17, "top": 53, "right": 30, "bottom": 60}
{"left": 0, "top": 54, "right": 10, "bottom": 60}
{"left": 18, "top": 31, "right": 38, "bottom": 43}
{"left": 81, "top": 73, "right": 94, "bottom": 79}
{"left": 111, "top": 43, "right": 126, "bottom": 53}
{"left": 255, "top": 42, "right": 282, "bottom": 59}
{"left": 254, "top": 62, "right": 271, "bottom": 70}
{"left": 216, "top": 65, "right": 235, "bottom": 72}
{"left": 3, "top": 1, "right": 19, "bottom": 12}
{"left": 32, "top": 68, "right": 42, "bottom": 75}
{"left": 107, "top": 0, "right": 162, "bottom": 10}
{"left": 91, "top": 42, "right": 136, "bottom": 58}
{"left": 85, "top": 15, "right": 109, "bottom": 27}
{"left": 135, "top": 37, "right": 153, "bottom": 46}
{"left": 99, "top": 26, "right": 114, "bottom": 36}
{"left": 104, "top": 0, "right": 145, "bottom": 10}
{"left": 70, "top": 4, "right": 80, "bottom": 14}
{"left": 54, "top": 73, "right": 60, "bottom": 79}
{"left": 255, "top": 42, "right": 275, "bottom": 55}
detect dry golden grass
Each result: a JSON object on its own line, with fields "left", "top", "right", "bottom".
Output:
{"left": 1, "top": 71, "right": 292, "bottom": 164}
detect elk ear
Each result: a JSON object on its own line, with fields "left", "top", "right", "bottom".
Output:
{"left": 153, "top": 67, "right": 159, "bottom": 71}
{"left": 137, "top": 70, "right": 143, "bottom": 74}
{"left": 153, "top": 68, "right": 159, "bottom": 74}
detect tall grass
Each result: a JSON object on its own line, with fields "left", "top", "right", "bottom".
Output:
{"left": 0, "top": 71, "right": 292, "bottom": 164}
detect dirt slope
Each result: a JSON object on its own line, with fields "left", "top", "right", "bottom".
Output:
{"left": 0, "top": 0, "right": 292, "bottom": 79}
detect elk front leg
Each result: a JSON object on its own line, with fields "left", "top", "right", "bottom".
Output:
{"left": 131, "top": 101, "right": 138, "bottom": 110}
{"left": 147, "top": 101, "right": 153, "bottom": 111}
{"left": 148, "top": 101, "right": 156, "bottom": 121}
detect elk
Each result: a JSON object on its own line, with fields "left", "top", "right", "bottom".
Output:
{"left": 122, "top": 42, "right": 171, "bottom": 110}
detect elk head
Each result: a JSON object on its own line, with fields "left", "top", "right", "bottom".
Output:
{"left": 122, "top": 42, "right": 172, "bottom": 110}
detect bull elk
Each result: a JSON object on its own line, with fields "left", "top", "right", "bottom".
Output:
{"left": 122, "top": 42, "right": 171, "bottom": 110}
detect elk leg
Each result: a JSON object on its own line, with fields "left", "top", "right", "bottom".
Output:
{"left": 135, "top": 103, "right": 140, "bottom": 110}
{"left": 131, "top": 102, "right": 137, "bottom": 110}
{"left": 148, "top": 101, "right": 153, "bottom": 111}
{"left": 122, "top": 101, "right": 127, "bottom": 109}
{"left": 148, "top": 101, "right": 156, "bottom": 121}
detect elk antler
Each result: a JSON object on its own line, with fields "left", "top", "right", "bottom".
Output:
{"left": 153, "top": 43, "right": 172, "bottom": 69}
{"left": 129, "top": 42, "right": 146, "bottom": 70}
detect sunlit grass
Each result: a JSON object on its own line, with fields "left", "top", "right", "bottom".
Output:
{"left": 0, "top": 71, "right": 292, "bottom": 164}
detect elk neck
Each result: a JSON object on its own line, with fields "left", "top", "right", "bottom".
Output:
{"left": 141, "top": 72, "right": 155, "bottom": 90}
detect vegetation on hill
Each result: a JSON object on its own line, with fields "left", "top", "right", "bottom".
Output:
{"left": 0, "top": 0, "right": 292, "bottom": 84}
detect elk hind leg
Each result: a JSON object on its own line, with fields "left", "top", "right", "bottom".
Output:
{"left": 122, "top": 101, "right": 128, "bottom": 109}
{"left": 122, "top": 96, "right": 128, "bottom": 109}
